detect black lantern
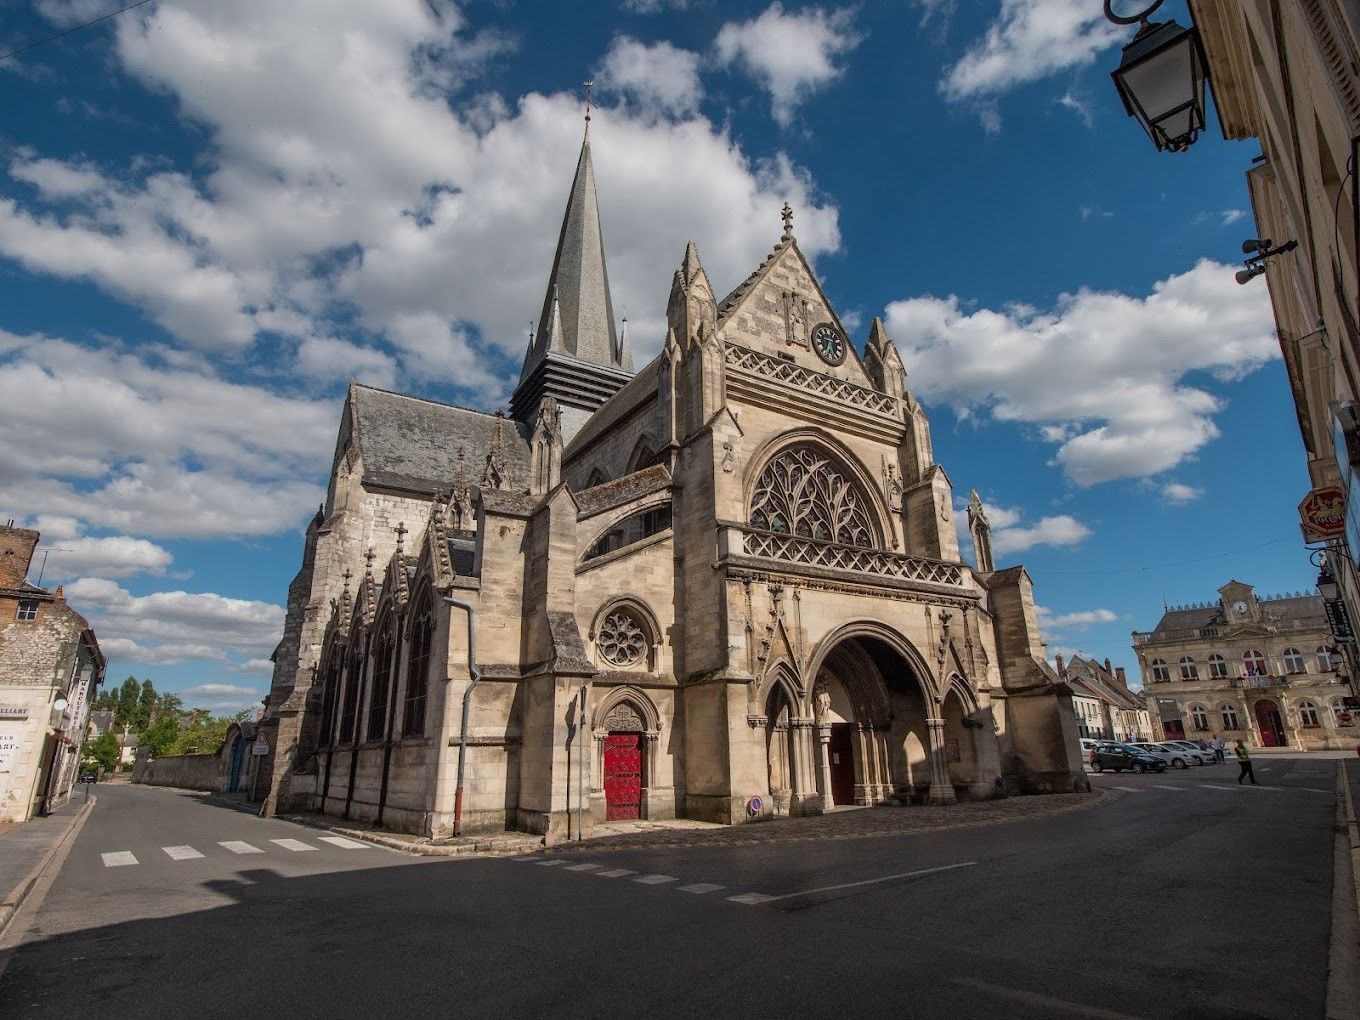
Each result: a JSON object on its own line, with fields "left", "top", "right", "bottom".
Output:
{"left": 1106, "top": 2, "right": 1210, "bottom": 153}
{"left": 1312, "top": 549, "right": 1341, "bottom": 602}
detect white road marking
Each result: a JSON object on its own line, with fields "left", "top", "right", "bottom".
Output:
{"left": 1152, "top": 785, "right": 1185, "bottom": 791}
{"left": 678, "top": 883, "right": 725, "bottom": 894}
{"left": 271, "top": 838, "right": 316, "bottom": 852}
{"left": 534, "top": 859, "right": 564, "bottom": 866}
{"left": 315, "top": 836, "right": 368, "bottom": 850}
{"left": 750, "top": 861, "right": 977, "bottom": 905}
{"left": 596, "top": 868, "right": 635, "bottom": 878}
{"left": 952, "top": 977, "right": 1144, "bottom": 1020}
{"left": 219, "top": 840, "right": 264, "bottom": 855}
{"left": 565, "top": 863, "right": 601, "bottom": 871}
{"left": 728, "top": 892, "right": 778, "bottom": 905}
{"left": 101, "top": 851, "right": 137, "bottom": 868}
{"left": 162, "top": 845, "right": 204, "bottom": 861}
{"left": 1203, "top": 784, "right": 1240, "bottom": 791}
{"left": 1111, "top": 785, "right": 1144, "bottom": 792}
{"left": 633, "top": 874, "right": 677, "bottom": 885}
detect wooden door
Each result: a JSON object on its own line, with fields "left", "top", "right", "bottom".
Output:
{"left": 603, "top": 732, "right": 643, "bottom": 821}
{"left": 1255, "top": 700, "right": 1285, "bottom": 747}
{"left": 829, "top": 723, "right": 856, "bottom": 807}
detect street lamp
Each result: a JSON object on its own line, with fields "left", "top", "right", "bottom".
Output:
{"left": 1106, "top": 1, "right": 1211, "bottom": 153}
{"left": 1312, "top": 549, "right": 1341, "bottom": 601}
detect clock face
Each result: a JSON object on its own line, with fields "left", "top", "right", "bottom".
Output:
{"left": 1232, "top": 600, "right": 1248, "bottom": 614}
{"left": 810, "top": 322, "right": 848, "bottom": 366}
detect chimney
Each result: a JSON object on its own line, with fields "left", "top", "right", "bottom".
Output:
{"left": 1054, "top": 654, "right": 1066, "bottom": 675}
{"left": 0, "top": 524, "right": 40, "bottom": 590}
{"left": 1115, "top": 666, "right": 1128, "bottom": 689}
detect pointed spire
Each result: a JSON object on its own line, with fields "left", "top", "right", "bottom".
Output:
{"left": 617, "top": 315, "right": 633, "bottom": 372}
{"left": 681, "top": 240, "right": 703, "bottom": 283}
{"left": 520, "top": 125, "right": 619, "bottom": 377}
{"left": 868, "top": 316, "right": 890, "bottom": 354}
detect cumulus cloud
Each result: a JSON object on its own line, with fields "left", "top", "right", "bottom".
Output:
{"left": 886, "top": 259, "right": 1277, "bottom": 487}
{"left": 1037, "top": 606, "right": 1118, "bottom": 630}
{"left": 0, "top": 332, "right": 332, "bottom": 538}
{"left": 939, "top": 0, "right": 1124, "bottom": 129}
{"left": 65, "top": 577, "right": 284, "bottom": 670}
{"left": 597, "top": 36, "right": 703, "bottom": 117}
{"left": 991, "top": 511, "right": 1091, "bottom": 555}
{"left": 1161, "top": 481, "right": 1204, "bottom": 505}
{"left": 714, "top": 2, "right": 862, "bottom": 126}
{"left": 177, "top": 681, "right": 266, "bottom": 715}
{"left": 38, "top": 535, "right": 173, "bottom": 579}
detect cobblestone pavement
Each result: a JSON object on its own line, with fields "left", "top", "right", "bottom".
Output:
{"left": 545, "top": 789, "right": 1112, "bottom": 853}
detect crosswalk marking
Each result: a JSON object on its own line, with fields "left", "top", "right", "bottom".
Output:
{"left": 678, "top": 883, "right": 725, "bottom": 894}
{"left": 565, "top": 863, "right": 601, "bottom": 871}
{"left": 271, "top": 838, "right": 316, "bottom": 851}
{"left": 728, "top": 892, "right": 777, "bottom": 905}
{"left": 1152, "top": 785, "right": 1185, "bottom": 791}
{"left": 1203, "top": 784, "right": 1239, "bottom": 791}
{"left": 101, "top": 851, "right": 137, "bottom": 867}
{"left": 596, "top": 868, "right": 635, "bottom": 878}
{"left": 219, "top": 840, "right": 264, "bottom": 855}
{"left": 535, "top": 859, "right": 564, "bottom": 866}
{"left": 315, "top": 835, "right": 368, "bottom": 850}
{"left": 1112, "top": 786, "right": 1143, "bottom": 792}
{"left": 162, "top": 845, "right": 204, "bottom": 860}
{"left": 633, "top": 874, "right": 677, "bottom": 885}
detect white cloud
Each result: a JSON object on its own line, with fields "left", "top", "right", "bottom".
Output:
{"left": 714, "top": 2, "right": 862, "bottom": 126}
{"left": 66, "top": 577, "right": 284, "bottom": 667}
{"left": 991, "top": 512, "right": 1091, "bottom": 555}
{"left": 39, "top": 536, "right": 173, "bottom": 579}
{"left": 598, "top": 36, "right": 702, "bottom": 117}
{"left": 228, "top": 659, "right": 275, "bottom": 676}
{"left": 886, "top": 259, "right": 1278, "bottom": 486}
{"left": 1161, "top": 481, "right": 1204, "bottom": 505}
{"left": 1037, "top": 606, "right": 1118, "bottom": 630}
{"left": 1221, "top": 208, "right": 1246, "bottom": 226}
{"left": 939, "top": 0, "right": 1124, "bottom": 128}
{"left": 177, "top": 681, "right": 266, "bottom": 715}
{"left": 1056, "top": 85, "right": 1093, "bottom": 127}
{"left": 0, "top": 332, "right": 332, "bottom": 538}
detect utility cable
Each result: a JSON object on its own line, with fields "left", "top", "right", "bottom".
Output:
{"left": 0, "top": 0, "right": 154, "bottom": 63}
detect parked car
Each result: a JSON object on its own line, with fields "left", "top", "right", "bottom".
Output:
{"left": 1079, "top": 738, "right": 1101, "bottom": 765}
{"left": 77, "top": 768, "right": 98, "bottom": 783}
{"left": 1131, "top": 742, "right": 1193, "bottom": 769}
{"left": 1165, "top": 740, "right": 1212, "bottom": 765}
{"left": 1090, "top": 742, "right": 1168, "bottom": 773}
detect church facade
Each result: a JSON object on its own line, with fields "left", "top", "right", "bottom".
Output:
{"left": 258, "top": 124, "right": 1085, "bottom": 840}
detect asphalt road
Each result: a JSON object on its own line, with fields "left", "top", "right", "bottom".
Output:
{"left": 0, "top": 756, "right": 1347, "bottom": 1019}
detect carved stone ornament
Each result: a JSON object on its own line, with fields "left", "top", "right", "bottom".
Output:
{"left": 597, "top": 609, "right": 648, "bottom": 668}
{"left": 603, "top": 702, "right": 644, "bottom": 732}
{"left": 814, "top": 680, "right": 831, "bottom": 722}
{"left": 750, "top": 444, "right": 873, "bottom": 548}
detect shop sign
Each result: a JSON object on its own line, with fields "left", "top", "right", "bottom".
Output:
{"left": 1299, "top": 486, "right": 1346, "bottom": 542}
{"left": 0, "top": 704, "right": 29, "bottom": 720}
{"left": 1325, "top": 598, "right": 1355, "bottom": 641}
{"left": 0, "top": 732, "right": 16, "bottom": 773}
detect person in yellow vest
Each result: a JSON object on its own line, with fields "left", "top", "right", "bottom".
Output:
{"left": 1234, "top": 740, "right": 1258, "bottom": 785}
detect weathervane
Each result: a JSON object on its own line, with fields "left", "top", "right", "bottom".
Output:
{"left": 584, "top": 77, "right": 594, "bottom": 130}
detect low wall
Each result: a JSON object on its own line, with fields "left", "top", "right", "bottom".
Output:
{"left": 133, "top": 752, "right": 223, "bottom": 792}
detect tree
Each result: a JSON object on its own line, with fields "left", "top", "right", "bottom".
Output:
{"left": 114, "top": 676, "right": 139, "bottom": 726}
{"left": 136, "top": 678, "right": 157, "bottom": 729}
{"left": 83, "top": 731, "right": 120, "bottom": 774}
{"left": 142, "top": 714, "right": 179, "bottom": 757}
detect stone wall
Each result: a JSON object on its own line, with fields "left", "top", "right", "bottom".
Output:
{"left": 134, "top": 752, "right": 224, "bottom": 792}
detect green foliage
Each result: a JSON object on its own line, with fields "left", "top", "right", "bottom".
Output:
{"left": 142, "top": 714, "right": 179, "bottom": 757}
{"left": 169, "top": 708, "right": 249, "bottom": 755}
{"left": 114, "top": 676, "right": 139, "bottom": 726}
{"left": 83, "top": 731, "right": 120, "bottom": 773}
{"left": 96, "top": 674, "right": 250, "bottom": 759}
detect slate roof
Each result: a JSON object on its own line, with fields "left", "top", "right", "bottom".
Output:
{"left": 1148, "top": 593, "right": 1324, "bottom": 634}
{"left": 1151, "top": 606, "right": 1222, "bottom": 633}
{"left": 347, "top": 384, "right": 530, "bottom": 496}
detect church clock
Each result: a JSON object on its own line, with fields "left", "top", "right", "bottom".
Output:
{"left": 811, "top": 322, "right": 847, "bottom": 366}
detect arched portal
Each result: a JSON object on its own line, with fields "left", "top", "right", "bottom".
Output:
{"left": 942, "top": 682, "right": 983, "bottom": 796}
{"left": 1254, "top": 699, "right": 1287, "bottom": 747}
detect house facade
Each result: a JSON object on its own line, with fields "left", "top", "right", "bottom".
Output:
{"left": 1134, "top": 580, "right": 1355, "bottom": 751}
{"left": 258, "top": 123, "right": 1087, "bottom": 841}
{"left": 1056, "top": 654, "right": 1151, "bottom": 744}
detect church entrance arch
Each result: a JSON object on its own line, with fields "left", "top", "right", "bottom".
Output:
{"left": 596, "top": 694, "right": 657, "bottom": 822}
{"left": 1254, "top": 699, "right": 1287, "bottom": 747}
{"left": 942, "top": 683, "right": 981, "bottom": 795}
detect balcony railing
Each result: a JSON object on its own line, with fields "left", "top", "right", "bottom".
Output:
{"left": 724, "top": 526, "right": 966, "bottom": 587}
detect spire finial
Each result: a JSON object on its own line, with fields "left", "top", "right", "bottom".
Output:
{"left": 364, "top": 547, "right": 375, "bottom": 576}
{"left": 583, "top": 77, "right": 594, "bottom": 134}
{"left": 781, "top": 202, "right": 793, "bottom": 240}
{"left": 395, "top": 521, "right": 407, "bottom": 553}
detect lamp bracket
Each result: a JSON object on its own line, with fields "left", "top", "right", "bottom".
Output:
{"left": 1103, "top": 0, "right": 1165, "bottom": 27}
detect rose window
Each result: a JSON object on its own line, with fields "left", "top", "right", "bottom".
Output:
{"left": 598, "top": 611, "right": 648, "bottom": 667}
{"left": 750, "top": 444, "right": 873, "bottom": 547}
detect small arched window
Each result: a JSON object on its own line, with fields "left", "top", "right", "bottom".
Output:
{"left": 1318, "top": 646, "right": 1340, "bottom": 672}
{"left": 585, "top": 467, "right": 610, "bottom": 488}
{"left": 1243, "top": 650, "right": 1267, "bottom": 677}
{"left": 403, "top": 595, "right": 434, "bottom": 737}
{"left": 1220, "top": 703, "right": 1240, "bottom": 730}
{"left": 1190, "top": 705, "right": 1209, "bottom": 731}
{"left": 628, "top": 437, "right": 663, "bottom": 473}
{"left": 1282, "top": 648, "right": 1306, "bottom": 674}
{"left": 1179, "top": 657, "right": 1198, "bottom": 681}
{"left": 585, "top": 505, "right": 672, "bottom": 561}
{"left": 1150, "top": 659, "right": 1171, "bottom": 682}
{"left": 1298, "top": 700, "right": 1320, "bottom": 728}
{"left": 1334, "top": 699, "right": 1354, "bottom": 726}
{"left": 1207, "top": 654, "right": 1229, "bottom": 679}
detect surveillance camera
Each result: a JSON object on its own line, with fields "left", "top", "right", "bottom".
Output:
{"left": 1241, "top": 238, "right": 1271, "bottom": 254}
{"left": 1235, "top": 265, "right": 1265, "bottom": 285}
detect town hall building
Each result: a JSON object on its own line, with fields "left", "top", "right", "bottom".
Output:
{"left": 257, "top": 118, "right": 1086, "bottom": 840}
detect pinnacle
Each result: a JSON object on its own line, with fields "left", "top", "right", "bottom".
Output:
{"left": 681, "top": 240, "right": 702, "bottom": 281}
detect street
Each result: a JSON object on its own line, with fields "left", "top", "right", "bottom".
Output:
{"left": 0, "top": 756, "right": 1350, "bottom": 1019}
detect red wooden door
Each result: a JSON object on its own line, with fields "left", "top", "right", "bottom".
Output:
{"left": 603, "top": 732, "right": 642, "bottom": 821}
{"left": 1255, "top": 700, "right": 1285, "bottom": 747}
{"left": 829, "top": 723, "right": 856, "bottom": 807}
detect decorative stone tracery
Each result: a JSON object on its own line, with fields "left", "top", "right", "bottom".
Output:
{"left": 597, "top": 608, "right": 648, "bottom": 667}
{"left": 749, "top": 444, "right": 874, "bottom": 547}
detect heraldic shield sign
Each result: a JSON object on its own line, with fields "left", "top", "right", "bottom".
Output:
{"left": 1299, "top": 486, "right": 1346, "bottom": 543}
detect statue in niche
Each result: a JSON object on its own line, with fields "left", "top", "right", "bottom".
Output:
{"left": 814, "top": 680, "right": 831, "bottom": 722}
{"left": 787, "top": 293, "right": 809, "bottom": 348}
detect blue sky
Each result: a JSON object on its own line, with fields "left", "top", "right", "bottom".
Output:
{"left": 0, "top": 0, "right": 1311, "bottom": 713}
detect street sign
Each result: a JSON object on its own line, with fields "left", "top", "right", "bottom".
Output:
{"left": 1325, "top": 598, "right": 1355, "bottom": 641}
{"left": 251, "top": 736, "right": 269, "bottom": 756}
{"left": 1299, "top": 486, "right": 1346, "bottom": 542}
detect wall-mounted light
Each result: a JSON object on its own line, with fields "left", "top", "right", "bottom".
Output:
{"left": 1236, "top": 238, "right": 1298, "bottom": 285}
{"left": 1106, "top": 1, "right": 1211, "bottom": 153}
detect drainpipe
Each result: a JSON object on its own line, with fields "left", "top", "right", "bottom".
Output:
{"left": 578, "top": 683, "right": 587, "bottom": 841}
{"left": 443, "top": 596, "right": 480, "bottom": 837}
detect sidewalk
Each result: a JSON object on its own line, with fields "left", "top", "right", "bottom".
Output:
{"left": 0, "top": 793, "right": 95, "bottom": 937}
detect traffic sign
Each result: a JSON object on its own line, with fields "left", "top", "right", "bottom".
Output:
{"left": 251, "top": 737, "right": 269, "bottom": 756}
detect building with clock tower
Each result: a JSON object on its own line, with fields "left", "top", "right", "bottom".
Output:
{"left": 251, "top": 117, "right": 1086, "bottom": 839}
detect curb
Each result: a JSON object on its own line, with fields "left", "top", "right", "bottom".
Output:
{"left": 278, "top": 812, "right": 544, "bottom": 859}
{"left": 1325, "top": 763, "right": 1360, "bottom": 1018}
{"left": 0, "top": 795, "right": 96, "bottom": 943}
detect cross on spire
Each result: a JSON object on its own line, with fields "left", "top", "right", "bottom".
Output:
{"left": 342, "top": 567, "right": 353, "bottom": 590}
{"left": 395, "top": 521, "right": 407, "bottom": 552}
{"left": 364, "top": 547, "right": 375, "bottom": 574}
{"left": 781, "top": 202, "right": 793, "bottom": 240}
{"left": 583, "top": 77, "right": 594, "bottom": 131}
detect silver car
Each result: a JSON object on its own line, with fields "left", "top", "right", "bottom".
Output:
{"left": 1165, "top": 740, "right": 1211, "bottom": 765}
{"left": 1131, "top": 741, "right": 1194, "bottom": 769}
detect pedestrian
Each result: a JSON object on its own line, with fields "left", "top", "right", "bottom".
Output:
{"left": 1234, "top": 740, "right": 1258, "bottom": 785}
{"left": 1212, "top": 735, "right": 1226, "bottom": 764}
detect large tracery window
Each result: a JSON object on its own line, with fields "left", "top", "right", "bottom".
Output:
{"left": 749, "top": 444, "right": 874, "bottom": 547}
{"left": 403, "top": 597, "right": 433, "bottom": 737}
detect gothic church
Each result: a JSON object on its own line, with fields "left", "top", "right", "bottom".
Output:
{"left": 258, "top": 121, "right": 1085, "bottom": 839}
